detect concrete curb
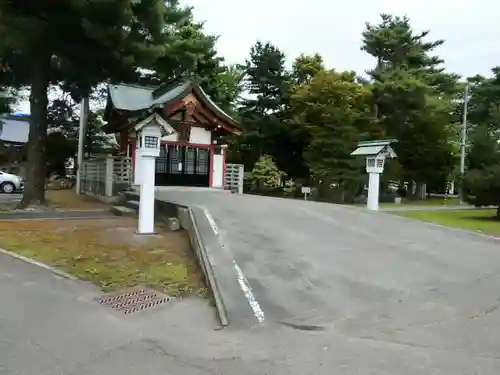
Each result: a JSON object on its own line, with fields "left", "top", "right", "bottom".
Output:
{"left": 0, "top": 247, "right": 79, "bottom": 281}
{"left": 119, "top": 191, "right": 229, "bottom": 327}
{"left": 187, "top": 207, "right": 229, "bottom": 327}
{"left": 0, "top": 210, "right": 116, "bottom": 221}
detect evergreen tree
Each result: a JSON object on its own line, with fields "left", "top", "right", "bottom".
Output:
{"left": 290, "top": 70, "right": 373, "bottom": 202}
{"left": 0, "top": 60, "right": 15, "bottom": 115}
{"left": 466, "top": 68, "right": 500, "bottom": 133}
{"left": 139, "top": 10, "right": 226, "bottom": 102}
{"left": 212, "top": 64, "right": 246, "bottom": 117}
{"left": 238, "top": 41, "right": 290, "bottom": 170}
{"left": 362, "top": 14, "right": 457, "bottom": 195}
{"left": 463, "top": 67, "right": 500, "bottom": 213}
{"left": 291, "top": 53, "right": 324, "bottom": 86}
{"left": 284, "top": 53, "right": 327, "bottom": 180}
{"left": 0, "top": 87, "right": 13, "bottom": 115}
{"left": 0, "top": 0, "right": 169, "bottom": 207}
{"left": 45, "top": 91, "right": 115, "bottom": 175}
{"left": 0, "top": 0, "right": 219, "bottom": 207}
{"left": 251, "top": 155, "right": 283, "bottom": 191}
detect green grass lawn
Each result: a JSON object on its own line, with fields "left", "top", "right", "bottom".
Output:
{"left": 403, "top": 196, "right": 461, "bottom": 206}
{"left": 355, "top": 197, "right": 462, "bottom": 208}
{"left": 394, "top": 209, "right": 500, "bottom": 236}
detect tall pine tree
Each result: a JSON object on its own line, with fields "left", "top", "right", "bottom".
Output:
{"left": 362, "top": 14, "right": 457, "bottom": 196}
{"left": 238, "top": 41, "right": 290, "bottom": 171}
{"left": 0, "top": 0, "right": 220, "bottom": 207}
{"left": 463, "top": 67, "right": 500, "bottom": 212}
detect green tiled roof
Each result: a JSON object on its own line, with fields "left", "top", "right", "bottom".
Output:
{"left": 351, "top": 145, "right": 386, "bottom": 156}
{"left": 107, "top": 79, "right": 240, "bottom": 129}
{"left": 108, "top": 84, "right": 156, "bottom": 111}
{"left": 351, "top": 139, "right": 398, "bottom": 157}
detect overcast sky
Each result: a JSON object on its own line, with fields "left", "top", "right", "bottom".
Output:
{"left": 184, "top": 0, "right": 499, "bottom": 78}
{"left": 13, "top": 0, "right": 499, "bottom": 113}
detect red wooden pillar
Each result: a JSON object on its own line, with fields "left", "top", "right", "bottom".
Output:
{"left": 222, "top": 146, "right": 227, "bottom": 190}
{"left": 208, "top": 146, "right": 214, "bottom": 187}
{"left": 119, "top": 130, "right": 128, "bottom": 153}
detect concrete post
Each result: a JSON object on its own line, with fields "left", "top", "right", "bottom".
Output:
{"left": 237, "top": 165, "right": 244, "bottom": 195}
{"left": 76, "top": 97, "right": 89, "bottom": 195}
{"left": 105, "top": 156, "right": 114, "bottom": 197}
{"left": 367, "top": 172, "right": 380, "bottom": 211}
{"left": 137, "top": 155, "right": 156, "bottom": 234}
{"left": 134, "top": 148, "right": 142, "bottom": 186}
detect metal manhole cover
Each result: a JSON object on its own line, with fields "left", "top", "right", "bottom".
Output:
{"left": 97, "top": 286, "right": 173, "bottom": 314}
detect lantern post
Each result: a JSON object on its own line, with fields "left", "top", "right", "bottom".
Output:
{"left": 351, "top": 140, "right": 398, "bottom": 211}
{"left": 136, "top": 123, "right": 162, "bottom": 234}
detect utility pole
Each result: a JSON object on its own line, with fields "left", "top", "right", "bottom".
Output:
{"left": 75, "top": 96, "right": 89, "bottom": 195}
{"left": 459, "top": 83, "right": 469, "bottom": 204}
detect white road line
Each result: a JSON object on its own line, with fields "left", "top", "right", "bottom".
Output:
{"left": 233, "top": 261, "right": 265, "bottom": 323}
{"left": 202, "top": 208, "right": 265, "bottom": 323}
{"left": 203, "top": 208, "right": 219, "bottom": 236}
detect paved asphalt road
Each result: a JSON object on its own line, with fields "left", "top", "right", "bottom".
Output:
{"left": 157, "top": 188, "right": 500, "bottom": 373}
{"left": 3, "top": 188, "right": 500, "bottom": 374}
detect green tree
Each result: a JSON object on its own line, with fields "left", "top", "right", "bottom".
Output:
{"left": 0, "top": 0, "right": 220, "bottom": 207}
{"left": 291, "top": 53, "right": 324, "bottom": 86}
{"left": 213, "top": 64, "right": 246, "bottom": 116}
{"left": 362, "top": 14, "right": 458, "bottom": 196}
{"left": 45, "top": 89, "right": 116, "bottom": 176}
{"left": 139, "top": 11, "right": 225, "bottom": 98}
{"left": 237, "top": 41, "right": 290, "bottom": 169}
{"left": 466, "top": 68, "right": 500, "bottom": 133}
{"left": 284, "top": 53, "right": 327, "bottom": 180}
{"left": 463, "top": 127, "right": 500, "bottom": 213}
{"left": 45, "top": 132, "right": 74, "bottom": 176}
{"left": 251, "top": 155, "right": 284, "bottom": 191}
{"left": 0, "top": 63, "right": 15, "bottom": 115}
{"left": 462, "top": 67, "right": 500, "bottom": 214}
{"left": 0, "top": 87, "right": 13, "bottom": 115}
{"left": 290, "top": 70, "right": 372, "bottom": 202}
{"left": 0, "top": 0, "right": 169, "bottom": 207}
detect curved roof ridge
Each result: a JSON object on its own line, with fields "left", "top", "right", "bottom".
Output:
{"left": 107, "top": 78, "right": 241, "bottom": 130}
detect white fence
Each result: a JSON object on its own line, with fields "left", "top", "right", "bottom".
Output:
{"left": 224, "top": 163, "right": 244, "bottom": 194}
{"left": 80, "top": 155, "right": 132, "bottom": 196}
{"left": 80, "top": 156, "right": 244, "bottom": 196}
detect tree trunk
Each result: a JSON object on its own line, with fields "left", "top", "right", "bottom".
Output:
{"left": 17, "top": 57, "right": 50, "bottom": 209}
{"left": 496, "top": 206, "right": 500, "bottom": 220}
{"left": 413, "top": 182, "right": 427, "bottom": 200}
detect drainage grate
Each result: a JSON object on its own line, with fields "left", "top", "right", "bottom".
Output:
{"left": 97, "top": 286, "right": 173, "bottom": 314}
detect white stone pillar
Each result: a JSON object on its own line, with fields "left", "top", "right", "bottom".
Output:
{"left": 134, "top": 148, "right": 142, "bottom": 185}
{"left": 367, "top": 172, "right": 380, "bottom": 211}
{"left": 137, "top": 155, "right": 156, "bottom": 234}
{"left": 105, "top": 156, "right": 114, "bottom": 197}
{"left": 237, "top": 164, "right": 244, "bottom": 195}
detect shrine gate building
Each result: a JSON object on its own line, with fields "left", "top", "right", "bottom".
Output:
{"left": 104, "top": 79, "right": 242, "bottom": 188}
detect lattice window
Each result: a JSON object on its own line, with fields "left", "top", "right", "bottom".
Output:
{"left": 185, "top": 148, "right": 196, "bottom": 174}
{"left": 144, "top": 136, "right": 158, "bottom": 148}
{"left": 196, "top": 149, "right": 208, "bottom": 175}
{"left": 155, "top": 158, "right": 167, "bottom": 173}
{"left": 169, "top": 146, "right": 181, "bottom": 174}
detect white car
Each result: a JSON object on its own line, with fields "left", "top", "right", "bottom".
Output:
{"left": 0, "top": 171, "right": 24, "bottom": 193}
